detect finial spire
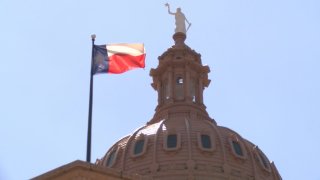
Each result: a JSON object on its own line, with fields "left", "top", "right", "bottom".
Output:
{"left": 173, "top": 32, "right": 186, "bottom": 46}
{"left": 91, "top": 34, "right": 96, "bottom": 40}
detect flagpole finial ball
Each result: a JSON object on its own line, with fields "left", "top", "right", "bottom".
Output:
{"left": 91, "top": 34, "right": 96, "bottom": 40}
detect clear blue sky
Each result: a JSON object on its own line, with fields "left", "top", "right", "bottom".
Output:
{"left": 1, "top": 0, "right": 319, "bottom": 179}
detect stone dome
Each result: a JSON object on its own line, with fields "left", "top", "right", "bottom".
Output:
{"left": 97, "top": 118, "right": 281, "bottom": 180}
{"left": 96, "top": 33, "right": 281, "bottom": 180}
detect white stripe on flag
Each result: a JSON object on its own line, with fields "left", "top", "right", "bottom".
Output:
{"left": 106, "top": 43, "right": 145, "bottom": 56}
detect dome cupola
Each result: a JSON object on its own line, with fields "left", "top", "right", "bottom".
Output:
{"left": 149, "top": 32, "right": 211, "bottom": 124}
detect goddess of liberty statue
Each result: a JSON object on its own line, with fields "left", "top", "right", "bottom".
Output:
{"left": 165, "top": 3, "right": 191, "bottom": 34}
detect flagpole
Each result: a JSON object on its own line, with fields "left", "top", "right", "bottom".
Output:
{"left": 86, "top": 34, "right": 96, "bottom": 163}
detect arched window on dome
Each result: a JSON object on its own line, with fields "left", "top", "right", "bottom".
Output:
{"left": 197, "top": 133, "right": 215, "bottom": 152}
{"left": 132, "top": 136, "right": 148, "bottom": 157}
{"left": 134, "top": 139, "right": 144, "bottom": 154}
{"left": 164, "top": 133, "right": 181, "bottom": 151}
{"left": 232, "top": 141, "right": 243, "bottom": 156}
{"left": 167, "top": 134, "right": 177, "bottom": 148}
{"left": 228, "top": 135, "right": 247, "bottom": 159}
{"left": 105, "top": 147, "right": 118, "bottom": 167}
{"left": 254, "top": 147, "right": 271, "bottom": 172}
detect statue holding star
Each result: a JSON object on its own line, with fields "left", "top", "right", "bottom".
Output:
{"left": 165, "top": 3, "right": 191, "bottom": 34}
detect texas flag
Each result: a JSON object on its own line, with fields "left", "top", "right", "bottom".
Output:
{"left": 92, "top": 43, "right": 146, "bottom": 74}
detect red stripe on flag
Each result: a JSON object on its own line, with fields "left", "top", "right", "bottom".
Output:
{"left": 108, "top": 54, "right": 146, "bottom": 74}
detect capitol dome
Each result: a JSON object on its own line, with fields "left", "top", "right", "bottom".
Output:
{"left": 96, "top": 33, "right": 282, "bottom": 180}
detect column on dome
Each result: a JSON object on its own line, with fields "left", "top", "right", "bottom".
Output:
{"left": 151, "top": 74, "right": 164, "bottom": 108}
{"left": 185, "top": 65, "right": 191, "bottom": 102}
{"left": 167, "top": 67, "right": 174, "bottom": 102}
{"left": 190, "top": 76, "right": 197, "bottom": 103}
{"left": 198, "top": 75, "right": 204, "bottom": 105}
{"left": 152, "top": 67, "right": 179, "bottom": 106}
{"left": 156, "top": 80, "right": 161, "bottom": 105}
{"left": 161, "top": 78, "right": 167, "bottom": 104}
{"left": 160, "top": 68, "right": 174, "bottom": 104}
{"left": 184, "top": 64, "right": 200, "bottom": 104}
